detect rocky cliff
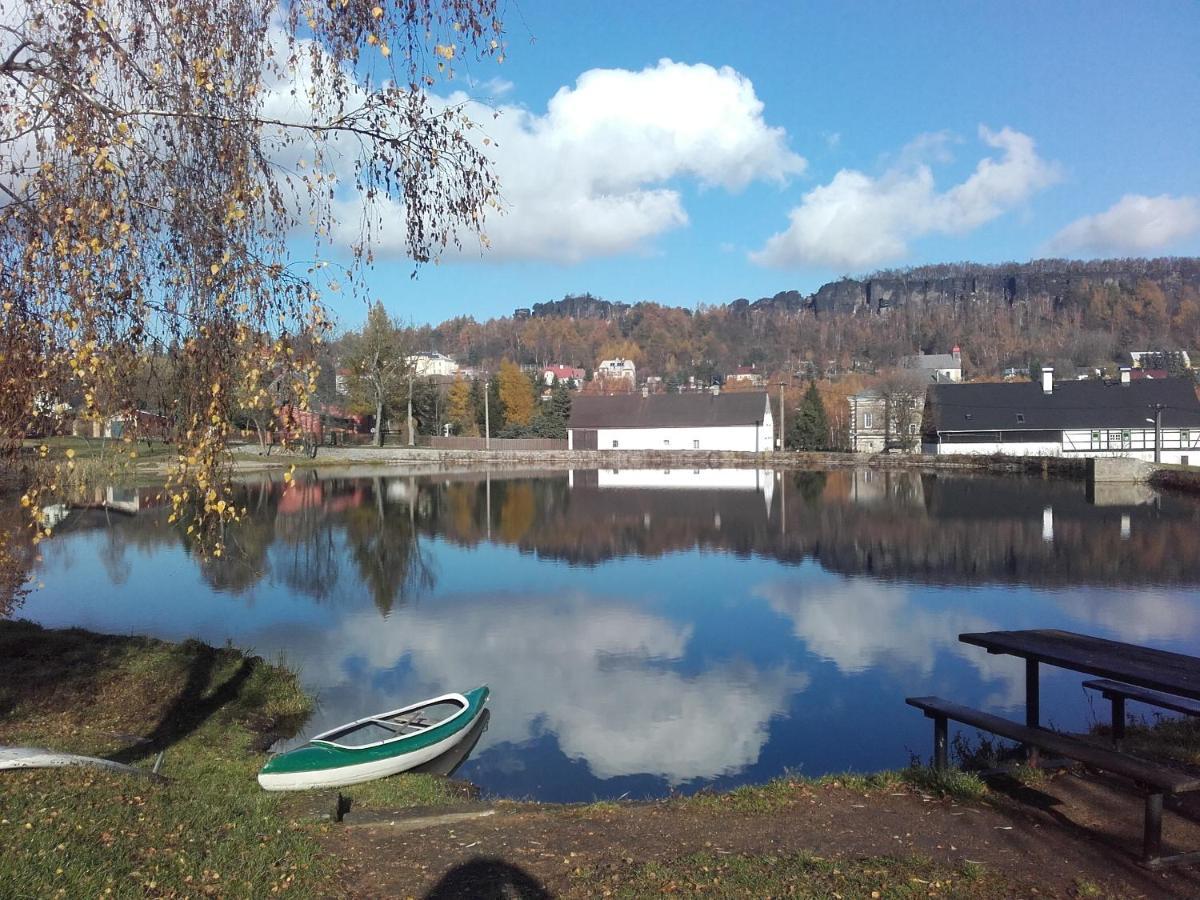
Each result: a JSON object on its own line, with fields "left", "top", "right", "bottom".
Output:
{"left": 529, "top": 258, "right": 1200, "bottom": 321}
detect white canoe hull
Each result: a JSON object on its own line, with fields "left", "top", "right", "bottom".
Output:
{"left": 257, "top": 725, "right": 472, "bottom": 792}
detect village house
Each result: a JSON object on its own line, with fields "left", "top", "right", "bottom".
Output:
{"left": 848, "top": 390, "right": 925, "bottom": 453}
{"left": 542, "top": 364, "right": 585, "bottom": 387}
{"left": 901, "top": 347, "right": 963, "bottom": 383}
{"left": 595, "top": 357, "right": 636, "bottom": 387}
{"left": 922, "top": 367, "right": 1200, "bottom": 463}
{"left": 407, "top": 351, "right": 459, "bottom": 377}
{"left": 725, "top": 365, "right": 766, "bottom": 387}
{"left": 567, "top": 388, "right": 774, "bottom": 452}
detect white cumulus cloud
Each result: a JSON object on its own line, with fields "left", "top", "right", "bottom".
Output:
{"left": 1045, "top": 194, "right": 1200, "bottom": 256}
{"left": 334, "top": 59, "right": 805, "bottom": 263}
{"left": 750, "top": 126, "right": 1059, "bottom": 270}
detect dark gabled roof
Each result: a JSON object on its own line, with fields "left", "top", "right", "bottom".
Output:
{"left": 568, "top": 391, "right": 768, "bottom": 430}
{"left": 926, "top": 378, "right": 1200, "bottom": 432}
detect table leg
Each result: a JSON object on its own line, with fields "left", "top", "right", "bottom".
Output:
{"left": 1025, "top": 658, "right": 1040, "bottom": 767}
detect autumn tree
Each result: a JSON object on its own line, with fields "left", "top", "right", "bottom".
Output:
{"left": 341, "top": 303, "right": 414, "bottom": 447}
{"left": 0, "top": 0, "right": 503, "bottom": 559}
{"left": 497, "top": 359, "right": 535, "bottom": 426}
{"left": 446, "top": 377, "right": 478, "bottom": 436}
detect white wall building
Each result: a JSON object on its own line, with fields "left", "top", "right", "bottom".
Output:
{"left": 923, "top": 367, "right": 1200, "bottom": 464}
{"left": 407, "top": 352, "right": 459, "bottom": 377}
{"left": 568, "top": 390, "right": 774, "bottom": 452}
{"left": 595, "top": 357, "right": 636, "bottom": 385}
{"left": 901, "top": 347, "right": 963, "bottom": 383}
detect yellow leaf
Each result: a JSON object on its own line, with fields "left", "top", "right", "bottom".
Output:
{"left": 371, "top": 5, "right": 383, "bottom": 17}
{"left": 65, "top": 448, "right": 76, "bottom": 459}
{"left": 210, "top": 263, "right": 220, "bottom": 275}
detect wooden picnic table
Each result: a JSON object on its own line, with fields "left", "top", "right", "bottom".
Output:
{"left": 959, "top": 629, "right": 1200, "bottom": 732}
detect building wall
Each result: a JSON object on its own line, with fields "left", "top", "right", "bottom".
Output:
{"left": 927, "top": 427, "right": 1200, "bottom": 464}
{"left": 571, "top": 423, "right": 770, "bottom": 452}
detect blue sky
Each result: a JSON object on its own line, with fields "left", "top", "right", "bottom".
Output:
{"left": 326, "top": 0, "right": 1200, "bottom": 327}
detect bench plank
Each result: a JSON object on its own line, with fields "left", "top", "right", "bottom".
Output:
{"left": 905, "top": 696, "right": 1200, "bottom": 793}
{"left": 1084, "top": 679, "right": 1200, "bottom": 718}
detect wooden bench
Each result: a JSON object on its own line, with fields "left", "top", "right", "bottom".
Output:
{"left": 1084, "top": 679, "right": 1200, "bottom": 748}
{"left": 907, "top": 696, "right": 1200, "bottom": 867}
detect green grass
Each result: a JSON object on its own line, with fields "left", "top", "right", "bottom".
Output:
{"left": 573, "top": 851, "right": 1011, "bottom": 899}
{"left": 681, "top": 766, "right": 987, "bottom": 815}
{"left": 0, "top": 620, "right": 491, "bottom": 897}
{"left": 331, "top": 771, "right": 477, "bottom": 811}
{"left": 0, "top": 621, "right": 326, "bottom": 897}
{"left": 1096, "top": 714, "right": 1200, "bottom": 766}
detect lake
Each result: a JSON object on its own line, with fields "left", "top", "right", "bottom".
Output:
{"left": 8, "top": 466, "right": 1200, "bottom": 802}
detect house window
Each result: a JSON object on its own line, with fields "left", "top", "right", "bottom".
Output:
{"left": 1121, "top": 430, "right": 1132, "bottom": 449}
{"left": 612, "top": 439, "right": 619, "bottom": 449}
{"left": 908, "top": 423, "right": 918, "bottom": 435}
{"left": 1016, "top": 413, "right": 1025, "bottom": 424}
{"left": 1182, "top": 429, "right": 1191, "bottom": 447}
{"left": 1108, "top": 430, "right": 1122, "bottom": 449}
{"left": 863, "top": 411, "right": 874, "bottom": 429}
{"left": 663, "top": 439, "right": 670, "bottom": 447}
{"left": 693, "top": 440, "right": 700, "bottom": 449}
{"left": 1090, "top": 430, "right": 1101, "bottom": 449}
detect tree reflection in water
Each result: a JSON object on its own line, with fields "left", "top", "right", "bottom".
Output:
{"left": 11, "top": 467, "right": 1200, "bottom": 616}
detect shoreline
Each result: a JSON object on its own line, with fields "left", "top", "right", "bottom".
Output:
{"left": 4, "top": 620, "right": 1198, "bottom": 897}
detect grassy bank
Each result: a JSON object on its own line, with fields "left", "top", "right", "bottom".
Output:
{"left": 8, "top": 620, "right": 1183, "bottom": 897}
{"left": 0, "top": 621, "right": 464, "bottom": 897}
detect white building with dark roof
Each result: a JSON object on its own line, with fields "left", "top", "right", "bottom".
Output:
{"left": 902, "top": 347, "right": 962, "bottom": 383}
{"left": 567, "top": 390, "right": 774, "bottom": 452}
{"left": 923, "top": 368, "right": 1200, "bottom": 463}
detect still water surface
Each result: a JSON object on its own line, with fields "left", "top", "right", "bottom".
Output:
{"left": 10, "top": 467, "right": 1200, "bottom": 801}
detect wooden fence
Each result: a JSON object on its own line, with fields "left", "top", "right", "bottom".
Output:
{"left": 419, "top": 436, "right": 568, "bottom": 451}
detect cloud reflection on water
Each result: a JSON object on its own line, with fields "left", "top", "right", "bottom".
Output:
{"left": 754, "top": 578, "right": 1027, "bottom": 708}
{"left": 294, "top": 590, "right": 809, "bottom": 784}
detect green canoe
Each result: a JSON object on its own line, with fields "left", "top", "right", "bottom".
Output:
{"left": 258, "top": 686, "right": 489, "bottom": 791}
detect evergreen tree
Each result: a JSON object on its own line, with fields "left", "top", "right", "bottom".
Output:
{"left": 532, "top": 380, "right": 572, "bottom": 438}
{"left": 789, "top": 382, "right": 830, "bottom": 450}
{"left": 487, "top": 375, "right": 505, "bottom": 436}
{"left": 469, "top": 378, "right": 487, "bottom": 435}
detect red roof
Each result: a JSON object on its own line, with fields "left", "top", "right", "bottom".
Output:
{"left": 544, "top": 365, "right": 585, "bottom": 378}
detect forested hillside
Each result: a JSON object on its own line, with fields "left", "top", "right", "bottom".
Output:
{"left": 397, "top": 257, "right": 1200, "bottom": 383}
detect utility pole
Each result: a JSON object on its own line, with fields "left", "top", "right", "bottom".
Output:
{"left": 1152, "top": 403, "right": 1164, "bottom": 464}
{"left": 483, "top": 374, "right": 491, "bottom": 450}
{"left": 407, "top": 373, "right": 414, "bottom": 447}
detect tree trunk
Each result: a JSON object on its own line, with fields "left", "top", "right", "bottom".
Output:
{"left": 375, "top": 398, "right": 385, "bottom": 447}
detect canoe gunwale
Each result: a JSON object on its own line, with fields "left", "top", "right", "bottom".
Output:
{"left": 310, "top": 691, "right": 470, "bottom": 751}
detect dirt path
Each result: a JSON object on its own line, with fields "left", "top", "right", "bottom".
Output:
{"left": 323, "top": 774, "right": 1200, "bottom": 899}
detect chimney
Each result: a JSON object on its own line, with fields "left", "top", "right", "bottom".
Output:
{"left": 952, "top": 344, "right": 961, "bottom": 362}
{"left": 1041, "top": 367, "right": 1054, "bottom": 395}
{"left": 1120, "top": 366, "right": 1131, "bottom": 386}
{"left": 710, "top": 384, "right": 720, "bottom": 397}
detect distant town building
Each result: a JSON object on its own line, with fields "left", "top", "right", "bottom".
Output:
{"left": 1129, "top": 350, "right": 1192, "bottom": 373}
{"left": 335, "top": 368, "right": 350, "bottom": 396}
{"left": 513, "top": 307, "right": 531, "bottom": 319}
{"left": 595, "top": 357, "right": 637, "bottom": 387}
{"left": 568, "top": 389, "right": 773, "bottom": 452}
{"left": 726, "top": 365, "right": 766, "bottom": 388}
{"left": 543, "top": 364, "right": 585, "bottom": 387}
{"left": 901, "top": 347, "right": 962, "bottom": 383}
{"left": 922, "top": 368, "right": 1200, "bottom": 463}
{"left": 407, "top": 352, "right": 459, "bottom": 377}
{"left": 848, "top": 391, "right": 925, "bottom": 454}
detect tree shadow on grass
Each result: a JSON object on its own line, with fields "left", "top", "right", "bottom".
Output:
{"left": 423, "top": 857, "right": 553, "bottom": 900}
{"left": 108, "top": 644, "right": 258, "bottom": 764}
